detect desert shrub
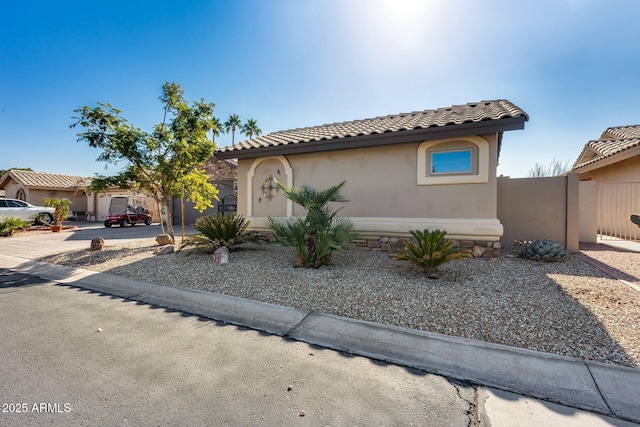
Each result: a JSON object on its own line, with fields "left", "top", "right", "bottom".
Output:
{"left": 267, "top": 181, "right": 359, "bottom": 268}
{"left": 0, "top": 216, "right": 30, "bottom": 236}
{"left": 183, "top": 214, "right": 266, "bottom": 251}
{"left": 519, "top": 239, "right": 568, "bottom": 262}
{"left": 392, "top": 229, "right": 471, "bottom": 278}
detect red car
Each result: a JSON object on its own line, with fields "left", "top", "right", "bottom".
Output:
{"left": 104, "top": 197, "right": 153, "bottom": 227}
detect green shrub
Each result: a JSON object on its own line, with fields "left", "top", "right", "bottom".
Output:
{"left": 268, "top": 181, "right": 360, "bottom": 268}
{"left": 0, "top": 216, "right": 30, "bottom": 236}
{"left": 519, "top": 239, "right": 568, "bottom": 262}
{"left": 183, "top": 214, "right": 266, "bottom": 251}
{"left": 392, "top": 229, "right": 471, "bottom": 278}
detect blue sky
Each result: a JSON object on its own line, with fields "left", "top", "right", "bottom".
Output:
{"left": 1, "top": 0, "right": 639, "bottom": 178}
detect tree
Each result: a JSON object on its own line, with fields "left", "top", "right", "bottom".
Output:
{"left": 267, "top": 181, "right": 359, "bottom": 268}
{"left": 71, "top": 82, "right": 219, "bottom": 241}
{"left": 241, "top": 118, "right": 262, "bottom": 139}
{"left": 224, "top": 114, "right": 242, "bottom": 145}
{"left": 527, "top": 158, "right": 571, "bottom": 177}
{"left": 211, "top": 116, "right": 225, "bottom": 143}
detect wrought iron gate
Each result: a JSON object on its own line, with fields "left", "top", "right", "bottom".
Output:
{"left": 598, "top": 182, "right": 640, "bottom": 241}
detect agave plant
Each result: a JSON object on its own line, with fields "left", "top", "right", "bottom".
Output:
{"left": 520, "top": 239, "right": 568, "bottom": 262}
{"left": 183, "top": 214, "right": 266, "bottom": 252}
{"left": 268, "top": 181, "right": 360, "bottom": 268}
{"left": 392, "top": 229, "right": 471, "bottom": 278}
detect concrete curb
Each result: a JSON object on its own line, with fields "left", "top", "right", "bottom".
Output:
{"left": 1, "top": 254, "right": 639, "bottom": 423}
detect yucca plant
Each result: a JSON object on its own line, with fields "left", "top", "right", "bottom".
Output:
{"left": 392, "top": 229, "right": 471, "bottom": 278}
{"left": 183, "top": 214, "right": 266, "bottom": 252}
{"left": 268, "top": 181, "right": 360, "bottom": 268}
{"left": 0, "top": 216, "right": 30, "bottom": 236}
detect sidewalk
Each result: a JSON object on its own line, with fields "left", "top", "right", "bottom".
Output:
{"left": 1, "top": 253, "right": 639, "bottom": 425}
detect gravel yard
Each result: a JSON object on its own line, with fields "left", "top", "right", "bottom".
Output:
{"left": 39, "top": 239, "right": 640, "bottom": 368}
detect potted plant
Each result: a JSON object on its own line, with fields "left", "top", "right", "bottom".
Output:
{"left": 42, "top": 197, "right": 72, "bottom": 232}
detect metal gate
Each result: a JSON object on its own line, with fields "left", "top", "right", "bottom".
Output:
{"left": 598, "top": 182, "right": 640, "bottom": 241}
{"left": 172, "top": 181, "right": 236, "bottom": 226}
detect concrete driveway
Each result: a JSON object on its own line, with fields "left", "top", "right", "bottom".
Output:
{"left": 1, "top": 222, "right": 195, "bottom": 259}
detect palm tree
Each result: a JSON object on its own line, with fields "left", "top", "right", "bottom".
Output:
{"left": 267, "top": 181, "right": 359, "bottom": 268}
{"left": 241, "top": 118, "right": 262, "bottom": 140}
{"left": 224, "top": 114, "right": 242, "bottom": 145}
{"left": 211, "top": 117, "right": 224, "bottom": 143}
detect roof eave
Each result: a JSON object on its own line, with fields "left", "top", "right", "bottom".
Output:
{"left": 215, "top": 116, "right": 527, "bottom": 160}
{"left": 572, "top": 145, "right": 640, "bottom": 174}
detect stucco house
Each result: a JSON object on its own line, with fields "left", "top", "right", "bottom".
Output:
{"left": 0, "top": 169, "right": 159, "bottom": 222}
{"left": 572, "top": 124, "right": 640, "bottom": 240}
{"left": 215, "top": 100, "right": 528, "bottom": 254}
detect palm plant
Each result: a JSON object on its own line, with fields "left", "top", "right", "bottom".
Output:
{"left": 224, "top": 114, "right": 242, "bottom": 145}
{"left": 0, "top": 216, "right": 30, "bottom": 236}
{"left": 42, "top": 197, "right": 72, "bottom": 226}
{"left": 241, "top": 118, "right": 262, "bottom": 139}
{"left": 211, "top": 116, "right": 225, "bottom": 143}
{"left": 267, "top": 181, "right": 359, "bottom": 268}
{"left": 183, "top": 214, "right": 266, "bottom": 252}
{"left": 392, "top": 229, "right": 471, "bottom": 278}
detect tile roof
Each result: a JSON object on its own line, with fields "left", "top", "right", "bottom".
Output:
{"left": 572, "top": 124, "right": 640, "bottom": 170}
{"left": 601, "top": 124, "right": 640, "bottom": 140}
{"left": 216, "top": 100, "right": 527, "bottom": 158}
{"left": 0, "top": 170, "right": 92, "bottom": 189}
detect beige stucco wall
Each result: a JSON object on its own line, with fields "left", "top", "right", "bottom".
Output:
{"left": 497, "top": 174, "right": 579, "bottom": 252}
{"left": 579, "top": 181, "right": 597, "bottom": 243}
{"left": 577, "top": 153, "right": 640, "bottom": 183}
{"left": 237, "top": 134, "right": 503, "bottom": 240}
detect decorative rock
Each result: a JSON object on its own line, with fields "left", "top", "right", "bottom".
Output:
{"left": 381, "top": 244, "right": 392, "bottom": 252}
{"left": 472, "top": 245, "right": 486, "bottom": 257}
{"left": 366, "top": 240, "right": 381, "bottom": 248}
{"left": 155, "top": 234, "right": 174, "bottom": 246}
{"left": 388, "top": 237, "right": 399, "bottom": 245}
{"left": 380, "top": 236, "right": 389, "bottom": 243}
{"left": 493, "top": 242, "right": 502, "bottom": 249}
{"left": 155, "top": 245, "right": 174, "bottom": 255}
{"left": 90, "top": 237, "right": 104, "bottom": 251}
{"left": 214, "top": 246, "right": 229, "bottom": 264}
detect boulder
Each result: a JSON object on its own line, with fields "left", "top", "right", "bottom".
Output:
{"left": 156, "top": 234, "right": 174, "bottom": 246}
{"left": 155, "top": 245, "right": 174, "bottom": 255}
{"left": 90, "top": 237, "right": 105, "bottom": 251}
{"left": 214, "top": 246, "right": 229, "bottom": 264}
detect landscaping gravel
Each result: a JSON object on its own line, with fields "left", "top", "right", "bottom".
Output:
{"left": 40, "top": 240, "right": 640, "bottom": 368}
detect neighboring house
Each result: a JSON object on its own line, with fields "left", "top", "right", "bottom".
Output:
{"left": 572, "top": 124, "right": 640, "bottom": 240}
{"left": 0, "top": 170, "right": 159, "bottom": 222}
{"left": 215, "top": 100, "right": 528, "bottom": 255}
{"left": 0, "top": 170, "right": 93, "bottom": 219}
{"left": 173, "top": 155, "right": 238, "bottom": 225}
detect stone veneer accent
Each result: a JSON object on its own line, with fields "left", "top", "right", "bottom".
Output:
{"left": 355, "top": 235, "right": 501, "bottom": 258}
{"left": 202, "top": 156, "right": 237, "bottom": 183}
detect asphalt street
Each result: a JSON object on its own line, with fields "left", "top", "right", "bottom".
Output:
{"left": 0, "top": 269, "right": 472, "bottom": 426}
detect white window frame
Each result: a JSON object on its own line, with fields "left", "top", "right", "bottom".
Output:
{"left": 417, "top": 136, "right": 489, "bottom": 185}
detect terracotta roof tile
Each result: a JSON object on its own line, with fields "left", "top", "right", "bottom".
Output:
{"left": 572, "top": 137, "right": 640, "bottom": 170}
{"left": 4, "top": 170, "right": 92, "bottom": 189}
{"left": 216, "top": 99, "right": 527, "bottom": 156}
{"left": 601, "top": 125, "right": 640, "bottom": 140}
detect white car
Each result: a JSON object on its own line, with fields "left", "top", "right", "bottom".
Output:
{"left": 0, "top": 197, "right": 55, "bottom": 224}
